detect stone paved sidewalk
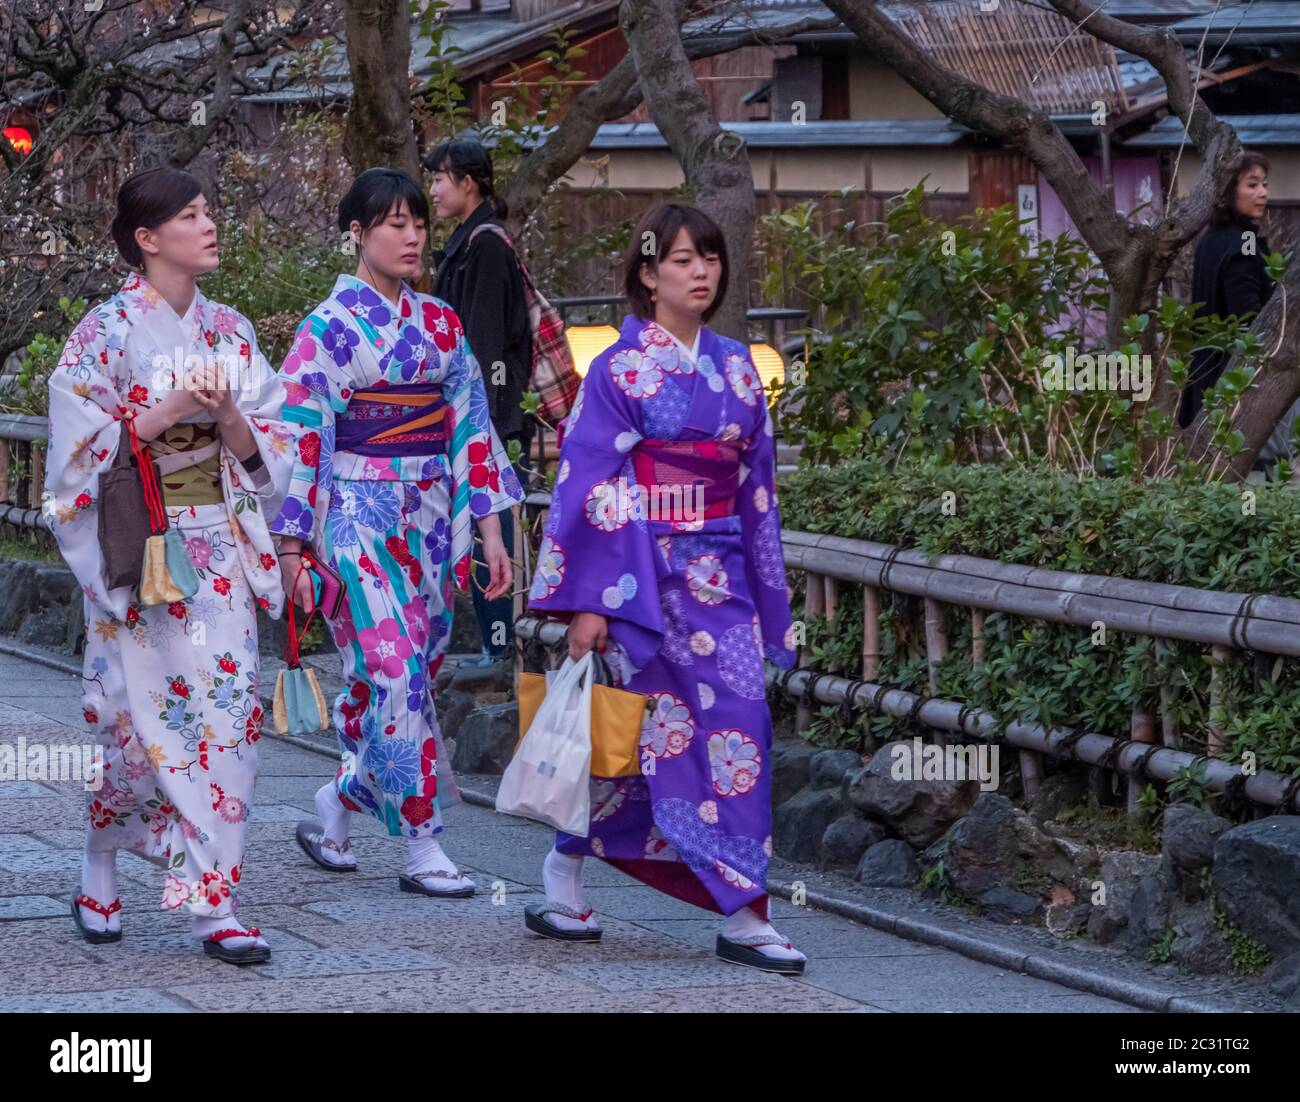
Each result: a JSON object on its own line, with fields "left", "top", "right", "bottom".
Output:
{"left": 0, "top": 651, "right": 1138, "bottom": 1013}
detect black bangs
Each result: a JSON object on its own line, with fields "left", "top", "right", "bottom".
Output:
{"left": 338, "top": 167, "right": 430, "bottom": 234}
{"left": 622, "top": 203, "right": 730, "bottom": 322}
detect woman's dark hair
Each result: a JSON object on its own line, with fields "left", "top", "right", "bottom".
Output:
{"left": 622, "top": 203, "right": 729, "bottom": 323}
{"left": 110, "top": 166, "right": 204, "bottom": 269}
{"left": 422, "top": 138, "right": 508, "bottom": 220}
{"left": 337, "top": 167, "right": 430, "bottom": 236}
{"left": 1214, "top": 150, "right": 1270, "bottom": 224}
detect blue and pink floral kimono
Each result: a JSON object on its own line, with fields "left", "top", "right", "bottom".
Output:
{"left": 527, "top": 315, "right": 795, "bottom": 915}
{"left": 269, "top": 274, "right": 522, "bottom": 837}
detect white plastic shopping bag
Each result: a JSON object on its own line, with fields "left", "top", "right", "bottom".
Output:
{"left": 496, "top": 652, "right": 594, "bottom": 835}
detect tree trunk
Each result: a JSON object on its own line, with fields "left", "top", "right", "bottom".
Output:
{"left": 619, "top": 0, "right": 755, "bottom": 341}
{"left": 343, "top": 0, "right": 421, "bottom": 183}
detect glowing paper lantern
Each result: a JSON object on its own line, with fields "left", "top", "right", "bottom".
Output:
{"left": 4, "top": 127, "right": 32, "bottom": 155}
{"left": 564, "top": 324, "right": 620, "bottom": 377}
{"left": 748, "top": 342, "right": 785, "bottom": 397}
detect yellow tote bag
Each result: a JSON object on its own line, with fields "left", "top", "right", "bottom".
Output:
{"left": 517, "top": 659, "right": 647, "bottom": 778}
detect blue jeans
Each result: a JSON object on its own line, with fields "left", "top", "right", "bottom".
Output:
{"left": 471, "top": 483, "right": 516, "bottom": 659}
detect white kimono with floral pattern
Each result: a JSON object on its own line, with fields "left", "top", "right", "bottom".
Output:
{"left": 44, "top": 273, "right": 295, "bottom": 916}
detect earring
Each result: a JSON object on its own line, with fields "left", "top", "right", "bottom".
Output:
{"left": 651, "top": 290, "right": 657, "bottom": 302}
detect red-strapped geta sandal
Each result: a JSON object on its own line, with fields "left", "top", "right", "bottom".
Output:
{"left": 71, "top": 890, "right": 122, "bottom": 945}
{"left": 202, "top": 925, "right": 271, "bottom": 966}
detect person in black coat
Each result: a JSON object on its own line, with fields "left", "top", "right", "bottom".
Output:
{"left": 1178, "top": 151, "right": 1272, "bottom": 431}
{"left": 426, "top": 139, "right": 534, "bottom": 665}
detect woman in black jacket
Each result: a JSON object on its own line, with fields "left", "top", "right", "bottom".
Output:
{"left": 1178, "top": 151, "right": 1272, "bottom": 430}
{"left": 426, "top": 139, "right": 533, "bottom": 665}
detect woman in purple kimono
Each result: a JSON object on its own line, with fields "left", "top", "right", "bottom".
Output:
{"left": 524, "top": 204, "right": 805, "bottom": 974}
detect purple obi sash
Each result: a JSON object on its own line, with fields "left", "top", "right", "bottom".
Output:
{"left": 337, "top": 384, "right": 447, "bottom": 457}
{"left": 631, "top": 438, "right": 742, "bottom": 522}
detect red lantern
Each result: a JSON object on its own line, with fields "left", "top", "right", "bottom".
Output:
{"left": 3, "top": 127, "right": 32, "bottom": 155}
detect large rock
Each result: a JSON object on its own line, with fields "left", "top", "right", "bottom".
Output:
{"left": 1213, "top": 816, "right": 1300, "bottom": 958}
{"left": 819, "top": 814, "right": 885, "bottom": 870}
{"left": 845, "top": 747, "right": 978, "bottom": 848}
{"left": 978, "top": 886, "right": 1042, "bottom": 924}
{"left": 810, "top": 749, "right": 862, "bottom": 791}
{"left": 450, "top": 701, "right": 519, "bottom": 774}
{"left": 855, "top": 839, "right": 919, "bottom": 888}
{"left": 1168, "top": 908, "right": 1234, "bottom": 975}
{"left": 449, "top": 588, "right": 482, "bottom": 653}
{"left": 770, "top": 740, "right": 817, "bottom": 808}
{"left": 1125, "top": 862, "right": 1177, "bottom": 952}
{"left": 939, "top": 793, "right": 1077, "bottom": 902}
{"left": 16, "top": 604, "right": 68, "bottom": 648}
{"left": 435, "top": 687, "right": 474, "bottom": 741}
{"left": 772, "top": 787, "right": 843, "bottom": 864}
{"left": 1026, "top": 768, "right": 1089, "bottom": 823}
{"left": 1086, "top": 850, "right": 1164, "bottom": 945}
{"left": 35, "top": 565, "right": 77, "bottom": 608}
{"left": 0, "top": 561, "right": 38, "bottom": 632}
{"left": 942, "top": 793, "right": 1020, "bottom": 898}
{"left": 1162, "top": 803, "right": 1230, "bottom": 874}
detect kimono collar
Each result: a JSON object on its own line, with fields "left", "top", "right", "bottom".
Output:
{"left": 119, "top": 271, "right": 202, "bottom": 329}
{"left": 330, "top": 272, "right": 416, "bottom": 330}
{"left": 619, "top": 315, "right": 704, "bottom": 365}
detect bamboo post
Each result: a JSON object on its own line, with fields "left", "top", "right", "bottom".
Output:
{"left": 922, "top": 597, "right": 948, "bottom": 747}
{"left": 29, "top": 445, "right": 44, "bottom": 516}
{"left": 796, "top": 571, "right": 825, "bottom": 734}
{"left": 1208, "top": 644, "right": 1229, "bottom": 757}
{"left": 823, "top": 575, "right": 838, "bottom": 623}
{"left": 862, "top": 584, "right": 881, "bottom": 680}
{"left": 971, "top": 607, "right": 986, "bottom": 666}
{"left": 922, "top": 597, "right": 947, "bottom": 694}
{"left": 1159, "top": 683, "right": 1180, "bottom": 748}
{"left": 1127, "top": 706, "right": 1157, "bottom": 818}
{"left": 0, "top": 438, "right": 10, "bottom": 503}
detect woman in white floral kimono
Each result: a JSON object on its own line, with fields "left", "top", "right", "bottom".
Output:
{"left": 45, "top": 167, "right": 296, "bottom": 965}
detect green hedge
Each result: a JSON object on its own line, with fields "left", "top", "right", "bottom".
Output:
{"left": 777, "top": 456, "right": 1300, "bottom": 785}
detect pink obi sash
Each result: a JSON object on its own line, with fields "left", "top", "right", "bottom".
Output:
{"left": 631, "top": 439, "right": 742, "bottom": 522}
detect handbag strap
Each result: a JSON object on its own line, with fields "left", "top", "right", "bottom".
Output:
{"left": 283, "top": 558, "right": 319, "bottom": 670}
{"left": 125, "top": 414, "right": 167, "bottom": 535}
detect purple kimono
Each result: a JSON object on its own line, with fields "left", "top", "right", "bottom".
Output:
{"left": 527, "top": 315, "right": 796, "bottom": 915}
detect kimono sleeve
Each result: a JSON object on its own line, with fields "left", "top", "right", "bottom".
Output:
{"left": 44, "top": 305, "right": 133, "bottom": 621}
{"left": 738, "top": 398, "right": 796, "bottom": 669}
{"left": 268, "top": 316, "right": 346, "bottom": 547}
{"left": 230, "top": 315, "right": 295, "bottom": 509}
{"left": 443, "top": 320, "right": 526, "bottom": 588}
{"left": 526, "top": 353, "right": 666, "bottom": 669}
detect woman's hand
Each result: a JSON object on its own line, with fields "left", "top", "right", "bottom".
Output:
{"left": 568, "top": 611, "right": 608, "bottom": 661}
{"left": 476, "top": 513, "right": 513, "bottom": 601}
{"left": 277, "top": 540, "right": 315, "bottom": 613}
{"left": 131, "top": 388, "right": 202, "bottom": 442}
{"left": 480, "top": 534, "right": 512, "bottom": 600}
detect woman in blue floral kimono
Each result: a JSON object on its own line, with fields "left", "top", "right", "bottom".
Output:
{"left": 524, "top": 204, "right": 806, "bottom": 974}
{"left": 271, "top": 169, "right": 522, "bottom": 895}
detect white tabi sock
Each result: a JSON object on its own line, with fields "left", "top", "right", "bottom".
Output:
{"left": 541, "top": 847, "right": 599, "bottom": 933}
{"left": 313, "top": 781, "right": 356, "bottom": 867}
{"left": 721, "top": 902, "right": 806, "bottom": 962}
{"left": 78, "top": 846, "right": 121, "bottom": 934}
{"left": 406, "top": 836, "right": 474, "bottom": 893}
{"left": 192, "top": 911, "right": 269, "bottom": 951}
